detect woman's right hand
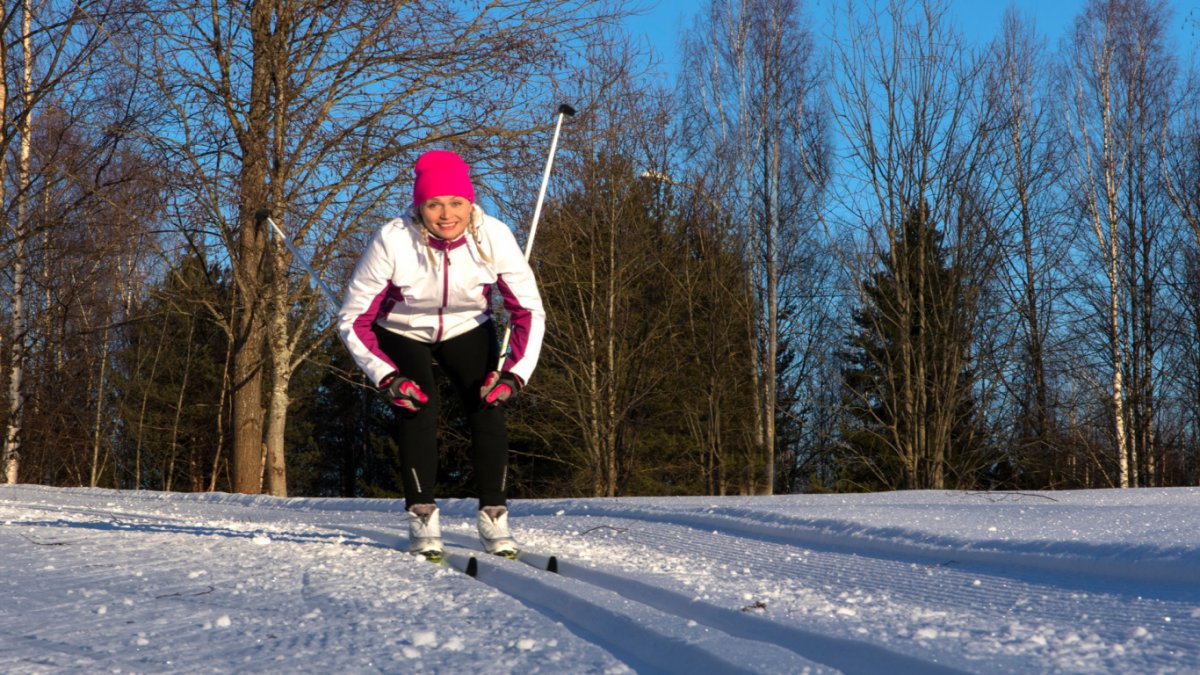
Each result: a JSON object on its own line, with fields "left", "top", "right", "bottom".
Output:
{"left": 379, "top": 372, "right": 428, "bottom": 412}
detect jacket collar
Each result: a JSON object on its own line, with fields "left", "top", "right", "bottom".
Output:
{"left": 427, "top": 234, "right": 468, "bottom": 251}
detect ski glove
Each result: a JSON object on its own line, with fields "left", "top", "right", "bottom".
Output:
{"left": 480, "top": 371, "right": 523, "bottom": 408}
{"left": 379, "top": 372, "right": 428, "bottom": 412}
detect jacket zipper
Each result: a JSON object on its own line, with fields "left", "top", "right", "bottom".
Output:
{"left": 435, "top": 248, "right": 449, "bottom": 342}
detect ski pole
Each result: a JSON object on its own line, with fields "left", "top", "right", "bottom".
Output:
{"left": 497, "top": 103, "right": 575, "bottom": 369}
{"left": 258, "top": 209, "right": 342, "bottom": 311}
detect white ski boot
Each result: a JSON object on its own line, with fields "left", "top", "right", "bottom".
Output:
{"left": 407, "top": 503, "right": 443, "bottom": 561}
{"left": 477, "top": 506, "right": 519, "bottom": 558}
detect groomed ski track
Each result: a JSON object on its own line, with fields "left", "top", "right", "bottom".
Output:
{"left": 340, "top": 526, "right": 952, "bottom": 674}
{"left": 2, "top": 485, "right": 1198, "bottom": 673}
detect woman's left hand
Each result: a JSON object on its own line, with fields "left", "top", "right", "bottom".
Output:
{"left": 480, "top": 371, "right": 523, "bottom": 408}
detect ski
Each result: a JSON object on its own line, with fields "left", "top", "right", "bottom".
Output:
{"left": 515, "top": 550, "right": 559, "bottom": 573}
{"left": 444, "top": 547, "right": 557, "bottom": 575}
{"left": 402, "top": 535, "right": 556, "bottom": 576}
{"left": 443, "top": 549, "right": 480, "bottom": 577}
{"left": 414, "top": 548, "right": 479, "bottom": 577}
{"left": 458, "top": 554, "right": 480, "bottom": 577}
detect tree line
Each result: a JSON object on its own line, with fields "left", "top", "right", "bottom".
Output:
{"left": 2, "top": 0, "right": 1198, "bottom": 498}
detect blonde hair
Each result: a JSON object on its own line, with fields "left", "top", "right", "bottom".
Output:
{"left": 412, "top": 204, "right": 491, "bottom": 268}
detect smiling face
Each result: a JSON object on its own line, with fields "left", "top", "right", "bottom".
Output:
{"left": 419, "top": 195, "right": 472, "bottom": 240}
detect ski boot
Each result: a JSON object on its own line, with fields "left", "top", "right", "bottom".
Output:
{"left": 407, "top": 503, "right": 443, "bottom": 562}
{"left": 477, "top": 506, "right": 519, "bottom": 558}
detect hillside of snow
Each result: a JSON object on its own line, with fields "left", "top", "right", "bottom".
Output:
{"left": 2, "top": 484, "right": 1198, "bottom": 673}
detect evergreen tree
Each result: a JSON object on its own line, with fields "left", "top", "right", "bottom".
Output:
{"left": 114, "top": 253, "right": 231, "bottom": 491}
{"left": 286, "top": 337, "right": 396, "bottom": 497}
{"left": 837, "top": 201, "right": 986, "bottom": 490}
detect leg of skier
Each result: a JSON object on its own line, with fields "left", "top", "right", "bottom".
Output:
{"left": 436, "top": 322, "right": 518, "bottom": 557}
{"left": 375, "top": 328, "right": 443, "bottom": 559}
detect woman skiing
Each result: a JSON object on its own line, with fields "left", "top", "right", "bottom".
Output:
{"left": 337, "top": 149, "right": 545, "bottom": 560}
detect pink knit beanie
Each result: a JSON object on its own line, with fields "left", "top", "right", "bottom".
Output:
{"left": 412, "top": 150, "right": 475, "bottom": 206}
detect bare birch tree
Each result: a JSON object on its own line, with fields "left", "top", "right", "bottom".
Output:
{"left": 2, "top": 0, "right": 33, "bottom": 484}
{"left": 1159, "top": 15, "right": 1200, "bottom": 484}
{"left": 678, "top": 0, "right": 826, "bottom": 494}
{"left": 1062, "top": 0, "right": 1180, "bottom": 487}
{"left": 981, "top": 8, "right": 1073, "bottom": 485}
{"left": 2, "top": 0, "right": 124, "bottom": 483}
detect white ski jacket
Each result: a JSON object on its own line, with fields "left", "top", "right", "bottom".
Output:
{"left": 337, "top": 205, "right": 545, "bottom": 387}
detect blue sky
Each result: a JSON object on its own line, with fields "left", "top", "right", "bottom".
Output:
{"left": 624, "top": 0, "right": 1199, "bottom": 80}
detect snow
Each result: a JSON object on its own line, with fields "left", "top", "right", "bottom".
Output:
{"left": 2, "top": 485, "right": 1198, "bottom": 673}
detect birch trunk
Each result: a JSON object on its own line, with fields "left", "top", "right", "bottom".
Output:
{"left": 3, "top": 0, "right": 34, "bottom": 485}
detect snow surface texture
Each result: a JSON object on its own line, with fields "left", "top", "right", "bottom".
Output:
{"left": 1, "top": 485, "right": 1198, "bottom": 674}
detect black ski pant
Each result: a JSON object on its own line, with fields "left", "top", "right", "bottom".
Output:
{"left": 375, "top": 321, "right": 507, "bottom": 511}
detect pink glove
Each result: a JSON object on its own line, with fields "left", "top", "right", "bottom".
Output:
{"left": 480, "top": 371, "right": 523, "bottom": 408}
{"left": 379, "top": 372, "right": 428, "bottom": 412}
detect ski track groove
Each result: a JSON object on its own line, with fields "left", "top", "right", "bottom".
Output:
{"left": 332, "top": 523, "right": 831, "bottom": 674}
{"left": 519, "top": 512, "right": 1200, "bottom": 674}
{"left": 436, "top": 525, "right": 965, "bottom": 675}
{"left": 437, "top": 532, "right": 837, "bottom": 675}
{"left": 513, "top": 523, "right": 988, "bottom": 674}
{"left": 522, "top": 501, "right": 1200, "bottom": 590}
{"left": 549, "top": 555, "right": 968, "bottom": 675}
